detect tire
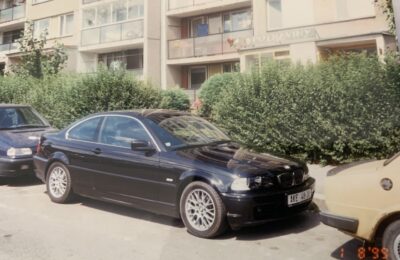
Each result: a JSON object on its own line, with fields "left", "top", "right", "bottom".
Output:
{"left": 46, "top": 162, "right": 75, "bottom": 203}
{"left": 382, "top": 220, "right": 400, "bottom": 260}
{"left": 180, "top": 181, "right": 227, "bottom": 238}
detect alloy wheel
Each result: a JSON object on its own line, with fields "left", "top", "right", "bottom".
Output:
{"left": 395, "top": 234, "right": 400, "bottom": 260}
{"left": 48, "top": 166, "right": 68, "bottom": 199}
{"left": 185, "top": 189, "right": 216, "bottom": 231}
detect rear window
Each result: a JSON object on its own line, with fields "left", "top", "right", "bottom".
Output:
{"left": 0, "top": 107, "right": 48, "bottom": 130}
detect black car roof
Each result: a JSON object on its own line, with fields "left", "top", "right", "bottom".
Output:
{"left": 0, "top": 104, "right": 31, "bottom": 108}
{"left": 91, "top": 109, "right": 192, "bottom": 123}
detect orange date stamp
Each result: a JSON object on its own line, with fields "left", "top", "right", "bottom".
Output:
{"left": 339, "top": 247, "right": 389, "bottom": 260}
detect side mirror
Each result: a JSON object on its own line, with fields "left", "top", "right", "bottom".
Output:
{"left": 131, "top": 140, "right": 156, "bottom": 153}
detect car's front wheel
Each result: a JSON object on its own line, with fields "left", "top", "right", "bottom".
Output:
{"left": 382, "top": 220, "right": 400, "bottom": 260}
{"left": 46, "top": 162, "right": 74, "bottom": 203}
{"left": 180, "top": 181, "right": 227, "bottom": 238}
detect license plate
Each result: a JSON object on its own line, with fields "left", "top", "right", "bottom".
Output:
{"left": 287, "top": 189, "right": 313, "bottom": 207}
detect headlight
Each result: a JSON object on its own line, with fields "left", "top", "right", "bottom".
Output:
{"left": 231, "top": 176, "right": 274, "bottom": 191}
{"left": 302, "top": 168, "right": 310, "bottom": 182}
{"left": 7, "top": 148, "right": 32, "bottom": 158}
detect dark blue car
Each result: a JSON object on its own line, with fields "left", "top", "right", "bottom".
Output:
{"left": 0, "top": 104, "right": 52, "bottom": 177}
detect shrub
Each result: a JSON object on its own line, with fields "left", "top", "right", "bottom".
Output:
{"left": 213, "top": 53, "right": 400, "bottom": 164}
{"left": 71, "top": 67, "right": 162, "bottom": 117}
{"left": 199, "top": 73, "right": 238, "bottom": 118}
{"left": 0, "top": 68, "right": 163, "bottom": 129}
{"left": 0, "top": 76, "right": 35, "bottom": 104}
{"left": 160, "top": 88, "right": 190, "bottom": 111}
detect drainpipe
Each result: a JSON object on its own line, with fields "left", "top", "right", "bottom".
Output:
{"left": 393, "top": 0, "right": 400, "bottom": 48}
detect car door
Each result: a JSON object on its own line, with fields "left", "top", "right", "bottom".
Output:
{"left": 64, "top": 116, "right": 104, "bottom": 194}
{"left": 92, "top": 115, "right": 163, "bottom": 210}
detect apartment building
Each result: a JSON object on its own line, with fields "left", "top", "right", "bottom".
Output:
{"left": 0, "top": 0, "right": 396, "bottom": 91}
{"left": 163, "top": 0, "right": 396, "bottom": 91}
{"left": 0, "top": 0, "right": 162, "bottom": 85}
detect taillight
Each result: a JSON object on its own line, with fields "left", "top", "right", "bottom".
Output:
{"left": 36, "top": 137, "right": 43, "bottom": 154}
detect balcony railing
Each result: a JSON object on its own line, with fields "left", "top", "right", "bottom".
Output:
{"left": 168, "top": 0, "right": 222, "bottom": 10}
{"left": 81, "top": 19, "right": 144, "bottom": 47}
{"left": 0, "top": 5, "right": 25, "bottom": 24}
{"left": 168, "top": 29, "right": 252, "bottom": 59}
{"left": 0, "top": 42, "right": 18, "bottom": 53}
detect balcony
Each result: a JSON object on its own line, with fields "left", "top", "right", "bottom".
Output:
{"left": 0, "top": 42, "right": 18, "bottom": 53}
{"left": 167, "top": 0, "right": 251, "bottom": 17}
{"left": 0, "top": 5, "right": 25, "bottom": 24}
{"left": 81, "top": 19, "right": 144, "bottom": 47}
{"left": 168, "top": 29, "right": 252, "bottom": 59}
{"left": 169, "top": 0, "right": 219, "bottom": 10}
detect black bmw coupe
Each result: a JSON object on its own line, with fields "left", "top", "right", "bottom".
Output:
{"left": 34, "top": 109, "right": 315, "bottom": 238}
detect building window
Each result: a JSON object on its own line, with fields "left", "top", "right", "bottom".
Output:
{"left": 0, "top": 63, "right": 5, "bottom": 76}
{"left": 2, "top": 29, "right": 22, "bottom": 44}
{"left": 32, "top": 0, "right": 51, "bottom": 4}
{"left": 97, "top": 3, "right": 111, "bottom": 25}
{"left": 112, "top": 0, "right": 127, "bottom": 22}
{"left": 83, "top": 0, "right": 144, "bottom": 29}
{"left": 83, "top": 8, "right": 96, "bottom": 28}
{"left": 190, "top": 17, "right": 206, "bottom": 37}
{"left": 246, "top": 50, "right": 290, "bottom": 71}
{"left": 98, "top": 49, "right": 143, "bottom": 71}
{"left": 33, "top": 18, "right": 50, "bottom": 38}
{"left": 267, "top": 0, "right": 282, "bottom": 29}
{"left": 223, "top": 9, "right": 252, "bottom": 32}
{"left": 223, "top": 62, "right": 240, "bottom": 73}
{"left": 189, "top": 67, "right": 207, "bottom": 90}
{"left": 128, "top": 0, "right": 144, "bottom": 19}
{"left": 60, "top": 14, "right": 74, "bottom": 36}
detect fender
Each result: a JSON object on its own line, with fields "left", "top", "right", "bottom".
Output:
{"left": 175, "top": 169, "right": 231, "bottom": 213}
{"left": 44, "top": 151, "right": 70, "bottom": 178}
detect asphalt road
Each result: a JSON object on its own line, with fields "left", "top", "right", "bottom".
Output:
{"left": 0, "top": 176, "right": 363, "bottom": 260}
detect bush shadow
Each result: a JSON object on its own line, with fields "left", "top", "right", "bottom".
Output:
{"left": 78, "top": 196, "right": 320, "bottom": 241}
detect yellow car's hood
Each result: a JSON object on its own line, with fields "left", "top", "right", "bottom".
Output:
{"left": 327, "top": 159, "right": 384, "bottom": 177}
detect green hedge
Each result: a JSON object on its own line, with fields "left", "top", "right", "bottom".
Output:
{"left": 0, "top": 68, "right": 190, "bottom": 129}
{"left": 209, "top": 53, "right": 400, "bottom": 164}
{"left": 199, "top": 73, "right": 238, "bottom": 118}
{"left": 160, "top": 88, "right": 191, "bottom": 111}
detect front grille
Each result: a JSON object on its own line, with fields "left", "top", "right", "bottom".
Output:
{"left": 276, "top": 169, "right": 304, "bottom": 188}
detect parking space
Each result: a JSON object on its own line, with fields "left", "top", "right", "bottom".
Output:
{"left": 0, "top": 176, "right": 365, "bottom": 260}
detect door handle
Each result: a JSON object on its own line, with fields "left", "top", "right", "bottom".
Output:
{"left": 91, "top": 148, "right": 102, "bottom": 155}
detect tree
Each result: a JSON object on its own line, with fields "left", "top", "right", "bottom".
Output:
{"left": 379, "top": 0, "right": 396, "bottom": 34}
{"left": 10, "top": 21, "right": 68, "bottom": 78}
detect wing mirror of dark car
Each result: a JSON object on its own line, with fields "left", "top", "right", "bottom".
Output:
{"left": 131, "top": 140, "right": 156, "bottom": 153}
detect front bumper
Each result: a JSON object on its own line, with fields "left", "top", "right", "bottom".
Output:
{"left": 0, "top": 156, "right": 34, "bottom": 177}
{"left": 222, "top": 178, "right": 315, "bottom": 229}
{"left": 320, "top": 211, "right": 359, "bottom": 234}
{"left": 33, "top": 155, "right": 48, "bottom": 183}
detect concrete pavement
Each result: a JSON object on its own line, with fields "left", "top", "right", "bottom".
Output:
{"left": 0, "top": 169, "right": 363, "bottom": 260}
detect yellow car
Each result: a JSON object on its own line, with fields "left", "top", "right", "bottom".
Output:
{"left": 320, "top": 152, "right": 400, "bottom": 260}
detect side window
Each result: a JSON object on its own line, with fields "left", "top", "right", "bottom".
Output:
{"left": 99, "top": 116, "right": 152, "bottom": 148}
{"left": 68, "top": 117, "right": 103, "bottom": 142}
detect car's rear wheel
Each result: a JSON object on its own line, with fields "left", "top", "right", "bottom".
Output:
{"left": 46, "top": 162, "right": 74, "bottom": 203}
{"left": 382, "top": 220, "right": 400, "bottom": 260}
{"left": 180, "top": 181, "right": 227, "bottom": 238}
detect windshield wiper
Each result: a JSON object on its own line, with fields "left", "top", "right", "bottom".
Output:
{"left": 11, "top": 124, "right": 48, "bottom": 129}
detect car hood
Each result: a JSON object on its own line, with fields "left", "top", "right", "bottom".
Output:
{"left": 0, "top": 128, "right": 52, "bottom": 150}
{"left": 327, "top": 159, "right": 384, "bottom": 178}
{"left": 176, "top": 142, "right": 306, "bottom": 177}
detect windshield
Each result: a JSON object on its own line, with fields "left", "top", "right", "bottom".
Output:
{"left": 0, "top": 107, "right": 49, "bottom": 130}
{"left": 384, "top": 151, "right": 400, "bottom": 166}
{"left": 146, "top": 115, "right": 230, "bottom": 150}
